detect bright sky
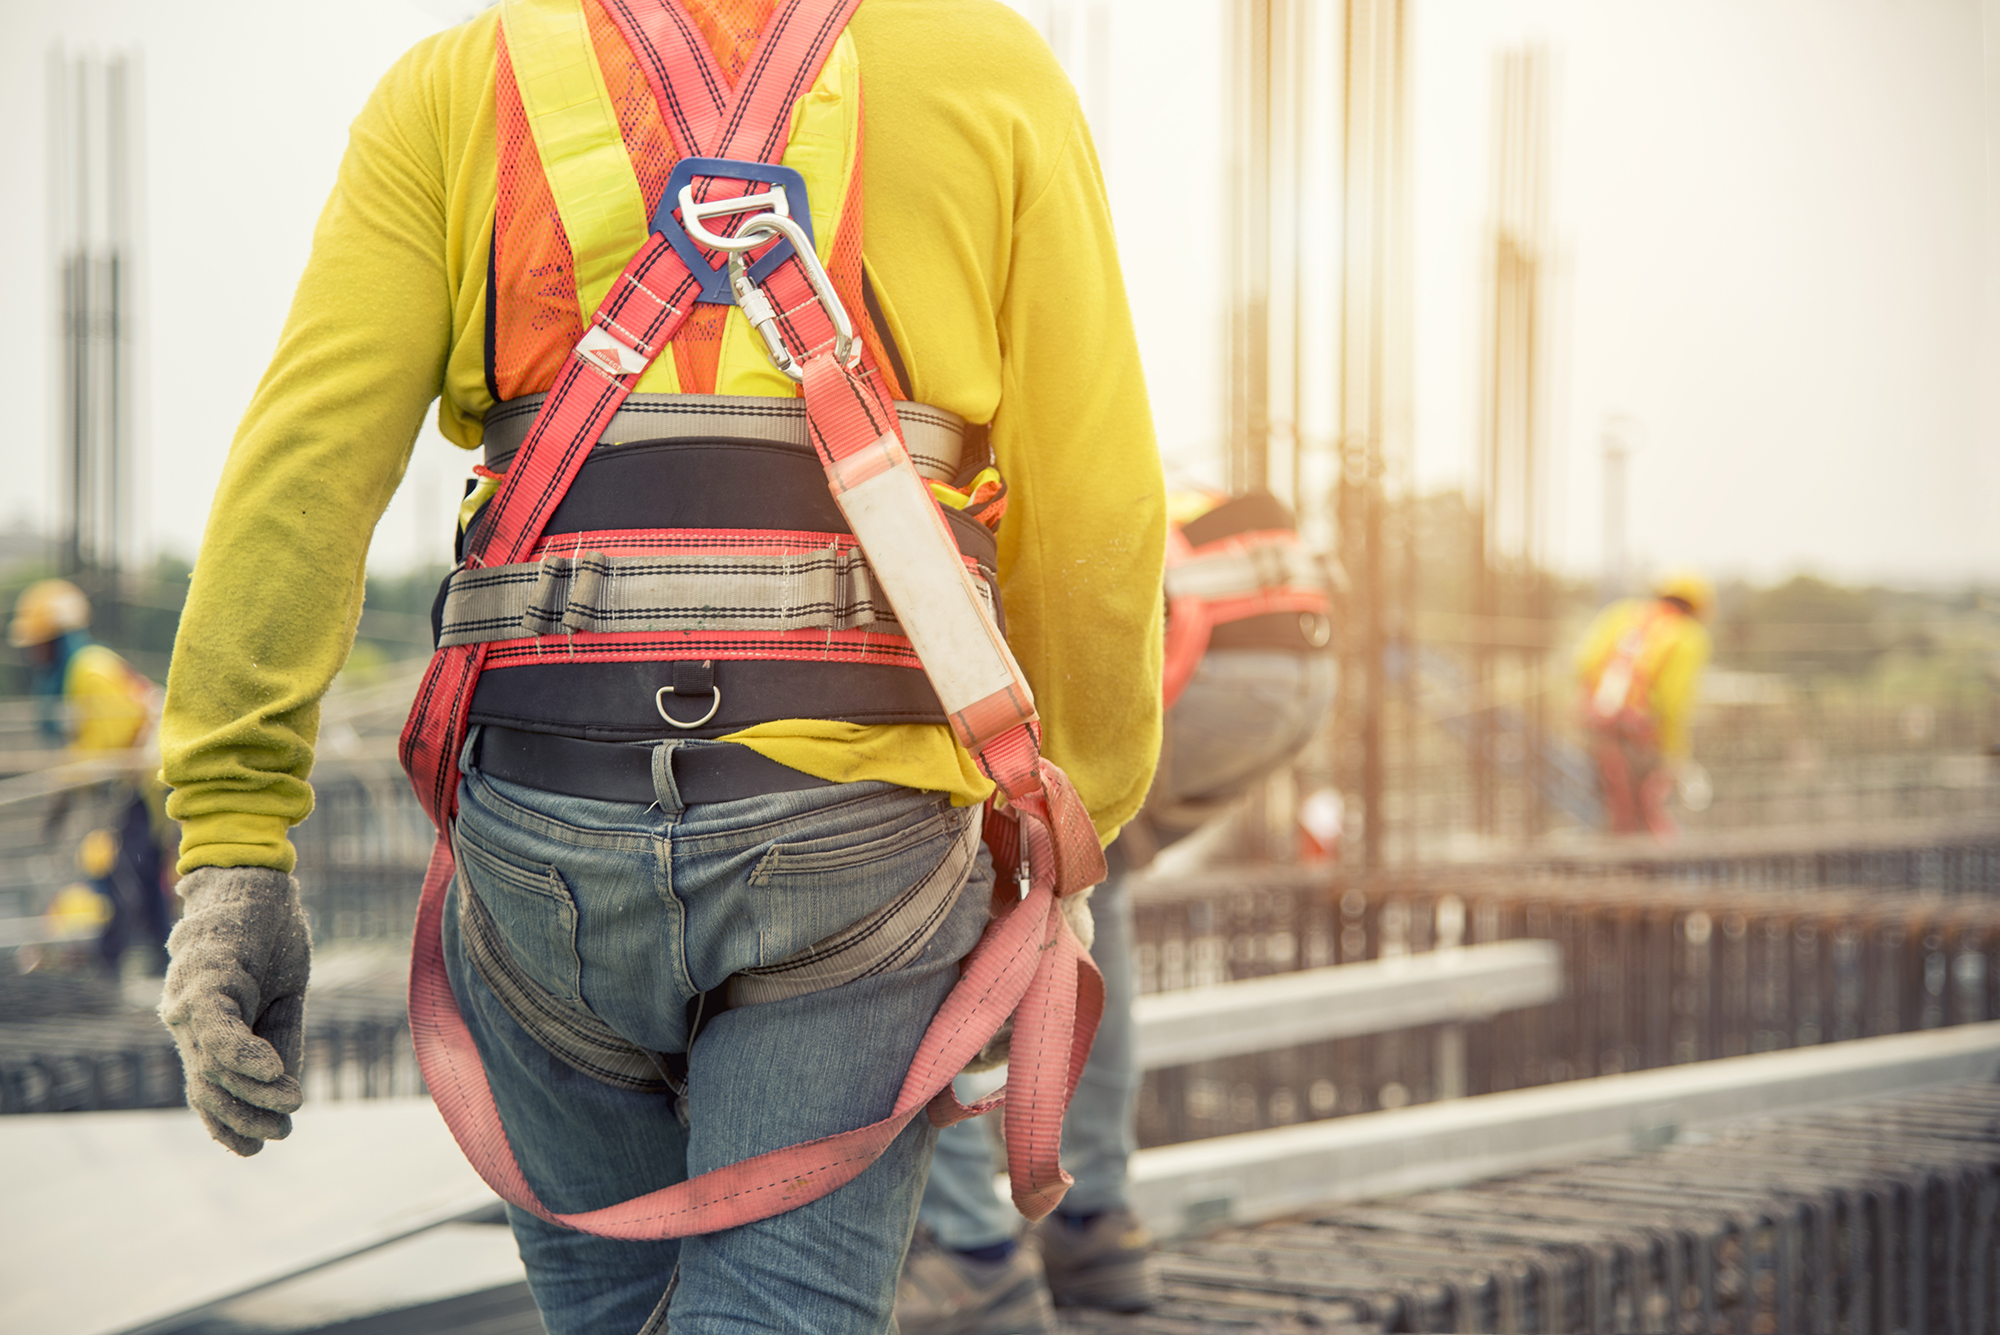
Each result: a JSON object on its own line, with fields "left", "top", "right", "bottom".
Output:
{"left": 1, "top": 0, "right": 1995, "bottom": 584}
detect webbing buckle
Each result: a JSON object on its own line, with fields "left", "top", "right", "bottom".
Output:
{"left": 722, "top": 214, "right": 856, "bottom": 383}
{"left": 654, "top": 157, "right": 817, "bottom": 305}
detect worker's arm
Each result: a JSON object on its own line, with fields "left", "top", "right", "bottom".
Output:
{"left": 1648, "top": 619, "right": 1712, "bottom": 759}
{"left": 160, "top": 34, "right": 473, "bottom": 875}
{"left": 988, "top": 110, "right": 1165, "bottom": 844}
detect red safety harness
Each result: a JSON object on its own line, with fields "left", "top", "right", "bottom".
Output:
{"left": 399, "top": 0, "right": 1103, "bottom": 1239}
{"left": 1584, "top": 604, "right": 1670, "bottom": 746}
{"left": 1162, "top": 521, "right": 1336, "bottom": 709}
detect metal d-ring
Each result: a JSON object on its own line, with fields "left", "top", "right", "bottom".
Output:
{"left": 655, "top": 684, "right": 722, "bottom": 730}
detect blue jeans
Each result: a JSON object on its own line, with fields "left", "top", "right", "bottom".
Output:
{"left": 918, "top": 649, "right": 1335, "bottom": 1247}
{"left": 444, "top": 741, "right": 991, "bottom": 1334}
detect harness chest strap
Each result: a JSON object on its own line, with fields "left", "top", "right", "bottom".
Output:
{"left": 401, "top": 0, "right": 1102, "bottom": 1240}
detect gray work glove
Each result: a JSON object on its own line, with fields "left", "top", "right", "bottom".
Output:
{"left": 159, "top": 866, "right": 312, "bottom": 1155}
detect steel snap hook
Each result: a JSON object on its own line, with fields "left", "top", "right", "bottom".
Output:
{"left": 725, "top": 213, "right": 856, "bottom": 380}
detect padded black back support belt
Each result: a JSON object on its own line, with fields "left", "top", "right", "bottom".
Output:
{"left": 456, "top": 431, "right": 1003, "bottom": 742}
{"left": 468, "top": 658, "right": 954, "bottom": 742}
{"left": 466, "top": 436, "right": 998, "bottom": 573}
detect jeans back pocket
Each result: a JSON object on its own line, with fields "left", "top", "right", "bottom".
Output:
{"left": 454, "top": 823, "right": 586, "bottom": 1006}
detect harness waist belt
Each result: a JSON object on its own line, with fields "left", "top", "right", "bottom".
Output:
{"left": 475, "top": 724, "right": 835, "bottom": 804}
{"left": 436, "top": 537, "right": 995, "bottom": 650}
{"left": 484, "top": 392, "right": 979, "bottom": 484}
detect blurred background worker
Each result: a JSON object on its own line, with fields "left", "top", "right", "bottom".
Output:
{"left": 1574, "top": 570, "right": 1714, "bottom": 840}
{"left": 11, "top": 578, "right": 171, "bottom": 974}
{"left": 900, "top": 491, "right": 1339, "bottom": 1335}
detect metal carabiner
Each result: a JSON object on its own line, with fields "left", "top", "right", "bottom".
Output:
{"left": 723, "top": 214, "right": 856, "bottom": 382}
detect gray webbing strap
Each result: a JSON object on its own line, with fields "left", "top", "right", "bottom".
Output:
{"left": 1164, "top": 536, "right": 1331, "bottom": 604}
{"left": 483, "top": 393, "right": 974, "bottom": 484}
{"left": 454, "top": 829, "right": 677, "bottom": 1094}
{"left": 435, "top": 545, "right": 997, "bottom": 648}
{"left": 726, "top": 805, "right": 982, "bottom": 1006}
{"left": 452, "top": 808, "right": 982, "bottom": 1093}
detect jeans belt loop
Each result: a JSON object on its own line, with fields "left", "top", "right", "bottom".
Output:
{"left": 650, "top": 739, "right": 686, "bottom": 815}
{"left": 458, "top": 723, "right": 484, "bottom": 778}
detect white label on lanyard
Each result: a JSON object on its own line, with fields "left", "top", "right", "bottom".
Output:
{"left": 827, "top": 435, "right": 1036, "bottom": 750}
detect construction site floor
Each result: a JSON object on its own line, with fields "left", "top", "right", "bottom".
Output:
{"left": 121, "top": 1076, "right": 2000, "bottom": 1335}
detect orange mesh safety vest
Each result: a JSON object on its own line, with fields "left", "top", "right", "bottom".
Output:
{"left": 449, "top": 0, "right": 1006, "bottom": 745}
{"left": 487, "top": 0, "right": 904, "bottom": 404}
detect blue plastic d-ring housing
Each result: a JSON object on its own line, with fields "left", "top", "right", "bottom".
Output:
{"left": 654, "top": 157, "right": 816, "bottom": 305}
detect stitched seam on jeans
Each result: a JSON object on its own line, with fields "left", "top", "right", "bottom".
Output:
{"left": 747, "top": 802, "right": 959, "bottom": 884}
{"left": 467, "top": 769, "right": 660, "bottom": 852}
{"left": 667, "top": 783, "right": 938, "bottom": 854}
{"left": 457, "top": 866, "right": 674, "bottom": 1093}
{"left": 455, "top": 831, "right": 572, "bottom": 906}
{"left": 636, "top": 1269, "right": 676, "bottom": 1334}
{"left": 749, "top": 820, "right": 960, "bottom": 971}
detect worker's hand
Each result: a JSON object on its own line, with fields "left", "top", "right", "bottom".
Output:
{"left": 1060, "top": 884, "right": 1095, "bottom": 953}
{"left": 158, "top": 866, "right": 312, "bottom": 1156}
{"left": 965, "top": 884, "right": 1098, "bottom": 1073}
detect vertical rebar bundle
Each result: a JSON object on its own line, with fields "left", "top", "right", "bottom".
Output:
{"left": 47, "top": 49, "right": 141, "bottom": 579}
{"left": 1471, "top": 48, "right": 1554, "bottom": 843}
{"left": 1222, "top": 0, "right": 1413, "bottom": 867}
{"left": 1226, "top": 0, "right": 1273, "bottom": 500}
{"left": 1335, "top": 0, "right": 1412, "bottom": 869}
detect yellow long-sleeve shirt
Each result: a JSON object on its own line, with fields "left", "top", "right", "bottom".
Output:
{"left": 68, "top": 644, "right": 155, "bottom": 753}
{"left": 161, "top": 0, "right": 1164, "bottom": 875}
{"left": 1573, "top": 598, "right": 1712, "bottom": 759}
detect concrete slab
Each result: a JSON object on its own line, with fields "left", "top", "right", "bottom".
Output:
{"left": 183, "top": 1223, "right": 525, "bottom": 1334}
{"left": 1132, "top": 940, "right": 1561, "bottom": 1069}
{"left": 0, "top": 1098, "right": 497, "bottom": 1335}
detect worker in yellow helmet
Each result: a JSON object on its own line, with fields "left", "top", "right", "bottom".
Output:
{"left": 11, "top": 579, "right": 171, "bottom": 972}
{"left": 1573, "top": 570, "right": 1714, "bottom": 838}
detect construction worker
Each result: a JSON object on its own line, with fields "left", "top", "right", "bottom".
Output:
{"left": 155, "top": 3, "right": 1162, "bottom": 1333}
{"left": 1575, "top": 570, "right": 1714, "bottom": 838}
{"left": 11, "top": 578, "right": 171, "bottom": 974}
{"left": 900, "top": 490, "right": 1337, "bottom": 1332}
